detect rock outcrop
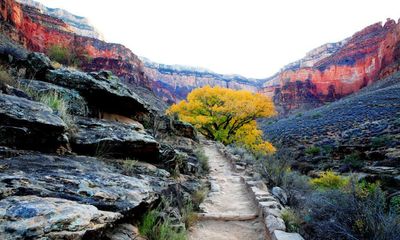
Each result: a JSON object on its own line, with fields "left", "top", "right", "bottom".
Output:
{"left": 0, "top": 93, "right": 67, "bottom": 152}
{"left": 143, "top": 58, "right": 262, "bottom": 103}
{"left": 260, "top": 19, "right": 400, "bottom": 114}
{"left": 0, "top": 195, "right": 121, "bottom": 240}
{"left": 71, "top": 117, "right": 159, "bottom": 161}
{"left": 45, "top": 68, "right": 149, "bottom": 116}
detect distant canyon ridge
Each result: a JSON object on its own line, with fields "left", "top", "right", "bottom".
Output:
{"left": 2, "top": 0, "right": 400, "bottom": 113}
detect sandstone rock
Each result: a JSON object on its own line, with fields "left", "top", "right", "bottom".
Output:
{"left": 70, "top": 117, "right": 159, "bottom": 161}
{"left": 0, "top": 93, "right": 66, "bottom": 151}
{"left": 0, "top": 195, "right": 121, "bottom": 240}
{"left": 19, "top": 79, "right": 88, "bottom": 116}
{"left": 45, "top": 68, "right": 149, "bottom": 116}
{"left": 265, "top": 215, "right": 286, "bottom": 233}
{"left": 0, "top": 153, "right": 165, "bottom": 212}
{"left": 272, "top": 230, "right": 304, "bottom": 240}
{"left": 272, "top": 187, "right": 288, "bottom": 205}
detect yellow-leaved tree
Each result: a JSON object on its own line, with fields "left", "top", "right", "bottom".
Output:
{"left": 167, "top": 86, "right": 276, "bottom": 155}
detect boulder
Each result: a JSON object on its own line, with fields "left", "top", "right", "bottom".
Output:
{"left": 0, "top": 195, "right": 121, "bottom": 240}
{"left": 25, "top": 52, "right": 54, "bottom": 79}
{"left": 19, "top": 79, "right": 88, "bottom": 116}
{"left": 70, "top": 117, "right": 159, "bottom": 161}
{"left": 265, "top": 215, "right": 286, "bottom": 233}
{"left": 272, "top": 186, "right": 288, "bottom": 205}
{"left": 0, "top": 153, "right": 165, "bottom": 212}
{"left": 157, "top": 115, "right": 198, "bottom": 141}
{"left": 272, "top": 230, "right": 304, "bottom": 240}
{"left": 45, "top": 68, "right": 149, "bottom": 116}
{"left": 0, "top": 93, "right": 66, "bottom": 152}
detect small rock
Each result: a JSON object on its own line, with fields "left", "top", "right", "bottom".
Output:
{"left": 272, "top": 187, "right": 288, "bottom": 205}
{"left": 272, "top": 230, "right": 304, "bottom": 240}
{"left": 265, "top": 215, "right": 286, "bottom": 233}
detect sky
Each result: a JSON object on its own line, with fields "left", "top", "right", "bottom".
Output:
{"left": 36, "top": 0, "right": 400, "bottom": 79}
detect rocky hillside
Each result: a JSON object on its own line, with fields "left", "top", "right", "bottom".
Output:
{"left": 260, "top": 70, "right": 400, "bottom": 192}
{"left": 16, "top": 0, "right": 104, "bottom": 40}
{"left": 260, "top": 19, "right": 400, "bottom": 114}
{"left": 143, "top": 58, "right": 263, "bottom": 102}
{"left": 0, "top": 28, "right": 204, "bottom": 238}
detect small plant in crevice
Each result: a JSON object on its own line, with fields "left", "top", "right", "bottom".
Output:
{"left": 138, "top": 201, "right": 187, "bottom": 240}
{"left": 281, "top": 209, "right": 301, "bottom": 233}
{"left": 121, "top": 159, "right": 138, "bottom": 175}
{"left": 181, "top": 201, "right": 198, "bottom": 229}
{"left": 191, "top": 187, "right": 208, "bottom": 210}
{"left": 194, "top": 147, "right": 209, "bottom": 174}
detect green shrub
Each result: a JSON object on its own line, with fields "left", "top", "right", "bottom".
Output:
{"left": 305, "top": 146, "right": 321, "bottom": 156}
{"left": 139, "top": 206, "right": 187, "bottom": 240}
{"left": 181, "top": 201, "right": 198, "bottom": 229}
{"left": 281, "top": 209, "right": 301, "bottom": 232}
{"left": 343, "top": 153, "right": 364, "bottom": 169}
{"left": 194, "top": 148, "right": 209, "bottom": 173}
{"left": 304, "top": 183, "right": 400, "bottom": 240}
{"left": 390, "top": 196, "right": 400, "bottom": 214}
{"left": 191, "top": 187, "right": 208, "bottom": 209}
{"left": 310, "top": 170, "right": 349, "bottom": 190}
{"left": 371, "top": 135, "right": 392, "bottom": 148}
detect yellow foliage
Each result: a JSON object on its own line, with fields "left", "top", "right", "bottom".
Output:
{"left": 310, "top": 170, "right": 349, "bottom": 190}
{"left": 233, "top": 121, "right": 276, "bottom": 155}
{"left": 167, "top": 86, "right": 276, "bottom": 154}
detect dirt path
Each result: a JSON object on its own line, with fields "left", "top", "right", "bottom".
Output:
{"left": 189, "top": 141, "right": 267, "bottom": 240}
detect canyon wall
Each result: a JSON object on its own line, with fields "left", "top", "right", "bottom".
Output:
{"left": 260, "top": 19, "right": 400, "bottom": 114}
{"left": 143, "top": 58, "right": 262, "bottom": 102}
{"left": 0, "top": 0, "right": 151, "bottom": 89}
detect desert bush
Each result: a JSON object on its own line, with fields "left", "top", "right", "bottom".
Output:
{"left": 310, "top": 170, "right": 349, "bottom": 191}
{"left": 181, "top": 201, "right": 198, "bottom": 229}
{"left": 139, "top": 202, "right": 187, "bottom": 240}
{"left": 191, "top": 187, "right": 208, "bottom": 210}
{"left": 343, "top": 153, "right": 364, "bottom": 170}
{"left": 305, "top": 146, "right": 321, "bottom": 156}
{"left": 371, "top": 135, "right": 393, "bottom": 148}
{"left": 281, "top": 170, "right": 311, "bottom": 206}
{"left": 390, "top": 196, "right": 400, "bottom": 214}
{"left": 304, "top": 182, "right": 400, "bottom": 240}
{"left": 258, "top": 151, "right": 292, "bottom": 187}
{"left": 194, "top": 148, "right": 209, "bottom": 174}
{"left": 281, "top": 209, "right": 302, "bottom": 233}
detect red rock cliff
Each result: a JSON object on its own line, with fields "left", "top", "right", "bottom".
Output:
{"left": 0, "top": 0, "right": 151, "bottom": 88}
{"left": 260, "top": 19, "right": 400, "bottom": 114}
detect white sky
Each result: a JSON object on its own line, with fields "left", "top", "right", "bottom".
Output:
{"left": 36, "top": 0, "right": 400, "bottom": 78}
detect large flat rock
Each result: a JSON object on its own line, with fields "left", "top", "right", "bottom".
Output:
{"left": 0, "top": 93, "right": 66, "bottom": 151}
{"left": 0, "top": 153, "right": 166, "bottom": 212}
{"left": 19, "top": 79, "right": 88, "bottom": 116}
{"left": 71, "top": 117, "right": 159, "bottom": 161}
{"left": 45, "top": 68, "right": 149, "bottom": 116}
{"left": 0, "top": 195, "right": 121, "bottom": 240}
